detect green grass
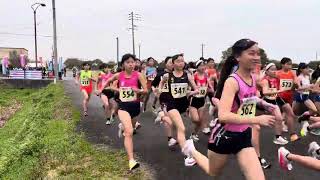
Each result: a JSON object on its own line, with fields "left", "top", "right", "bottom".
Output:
{"left": 0, "top": 83, "right": 147, "bottom": 179}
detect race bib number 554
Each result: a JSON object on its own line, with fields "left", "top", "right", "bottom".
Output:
{"left": 119, "top": 87, "right": 137, "bottom": 102}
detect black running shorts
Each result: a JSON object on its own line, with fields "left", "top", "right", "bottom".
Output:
{"left": 190, "top": 97, "right": 206, "bottom": 109}
{"left": 101, "top": 89, "right": 115, "bottom": 99}
{"left": 118, "top": 101, "right": 140, "bottom": 118}
{"left": 166, "top": 97, "right": 189, "bottom": 114}
{"left": 208, "top": 125, "right": 252, "bottom": 154}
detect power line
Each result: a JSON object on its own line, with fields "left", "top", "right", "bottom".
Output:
{"left": 0, "top": 32, "right": 53, "bottom": 38}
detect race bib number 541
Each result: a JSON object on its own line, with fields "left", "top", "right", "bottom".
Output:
{"left": 171, "top": 83, "right": 188, "bottom": 98}
{"left": 119, "top": 87, "right": 137, "bottom": 102}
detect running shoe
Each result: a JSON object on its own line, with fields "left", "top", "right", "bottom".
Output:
{"left": 202, "top": 127, "right": 211, "bottom": 135}
{"left": 152, "top": 105, "right": 158, "bottom": 115}
{"left": 135, "top": 121, "right": 142, "bottom": 130}
{"left": 273, "top": 136, "right": 289, "bottom": 145}
{"left": 300, "top": 121, "right": 309, "bottom": 137}
{"left": 282, "top": 121, "right": 288, "bottom": 133}
{"left": 190, "top": 133, "right": 199, "bottom": 142}
{"left": 278, "top": 147, "right": 293, "bottom": 171}
{"left": 259, "top": 157, "right": 271, "bottom": 169}
{"left": 182, "top": 139, "right": 195, "bottom": 157}
{"left": 106, "top": 119, "right": 111, "bottom": 125}
{"left": 209, "top": 118, "right": 218, "bottom": 128}
{"left": 84, "top": 111, "right": 88, "bottom": 117}
{"left": 184, "top": 156, "right": 196, "bottom": 167}
{"left": 110, "top": 114, "right": 115, "bottom": 123}
{"left": 168, "top": 138, "right": 178, "bottom": 147}
{"left": 290, "top": 134, "right": 300, "bottom": 142}
{"left": 118, "top": 123, "right": 124, "bottom": 138}
{"left": 310, "top": 128, "right": 320, "bottom": 136}
{"left": 308, "top": 141, "right": 320, "bottom": 159}
{"left": 154, "top": 113, "right": 162, "bottom": 124}
{"left": 129, "top": 159, "right": 140, "bottom": 171}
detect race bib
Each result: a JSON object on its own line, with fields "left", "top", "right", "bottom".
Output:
{"left": 303, "top": 90, "right": 310, "bottom": 95}
{"left": 238, "top": 97, "right": 257, "bottom": 117}
{"left": 266, "top": 88, "right": 277, "bottom": 100}
{"left": 171, "top": 83, "right": 188, "bottom": 98}
{"left": 119, "top": 87, "right": 137, "bottom": 102}
{"left": 195, "top": 86, "right": 207, "bottom": 98}
{"left": 148, "top": 74, "right": 156, "bottom": 81}
{"left": 161, "top": 82, "right": 169, "bottom": 92}
{"left": 280, "top": 79, "right": 293, "bottom": 91}
{"left": 80, "top": 78, "right": 90, "bottom": 86}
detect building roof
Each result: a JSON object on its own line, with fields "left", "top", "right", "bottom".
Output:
{"left": 0, "top": 47, "right": 28, "bottom": 51}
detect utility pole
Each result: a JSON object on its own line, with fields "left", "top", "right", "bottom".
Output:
{"left": 52, "top": 0, "right": 59, "bottom": 80}
{"left": 128, "top": 12, "right": 141, "bottom": 56}
{"left": 116, "top": 37, "right": 119, "bottom": 66}
{"left": 138, "top": 43, "right": 141, "bottom": 59}
{"left": 201, "top": 43, "right": 205, "bottom": 58}
{"left": 316, "top": 51, "right": 318, "bottom": 61}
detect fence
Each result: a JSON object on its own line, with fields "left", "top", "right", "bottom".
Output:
{"left": 9, "top": 70, "right": 42, "bottom": 79}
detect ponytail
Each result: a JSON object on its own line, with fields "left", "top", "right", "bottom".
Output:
{"left": 215, "top": 56, "right": 238, "bottom": 99}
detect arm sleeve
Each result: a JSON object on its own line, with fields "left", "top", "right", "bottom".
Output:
{"left": 151, "top": 74, "right": 161, "bottom": 87}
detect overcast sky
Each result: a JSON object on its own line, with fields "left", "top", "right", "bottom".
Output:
{"left": 1, "top": 0, "right": 319, "bottom": 63}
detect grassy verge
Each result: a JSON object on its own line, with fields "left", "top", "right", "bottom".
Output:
{"left": 0, "top": 83, "right": 146, "bottom": 179}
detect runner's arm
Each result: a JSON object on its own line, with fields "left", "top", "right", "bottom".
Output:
{"left": 137, "top": 72, "right": 148, "bottom": 94}
{"left": 187, "top": 73, "right": 198, "bottom": 90}
{"left": 187, "top": 73, "right": 200, "bottom": 96}
{"left": 158, "top": 73, "right": 168, "bottom": 90}
{"left": 103, "top": 73, "right": 119, "bottom": 90}
{"left": 219, "top": 77, "right": 260, "bottom": 125}
{"left": 75, "top": 72, "right": 80, "bottom": 84}
{"left": 151, "top": 74, "right": 161, "bottom": 88}
{"left": 261, "top": 79, "right": 278, "bottom": 95}
{"left": 208, "top": 76, "right": 215, "bottom": 93}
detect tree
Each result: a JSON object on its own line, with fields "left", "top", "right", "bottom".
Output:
{"left": 64, "top": 58, "right": 82, "bottom": 68}
{"left": 221, "top": 47, "right": 269, "bottom": 66}
{"left": 308, "top": 61, "right": 319, "bottom": 70}
{"left": 221, "top": 47, "right": 232, "bottom": 62}
{"left": 8, "top": 50, "right": 29, "bottom": 68}
{"left": 92, "top": 59, "right": 103, "bottom": 66}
